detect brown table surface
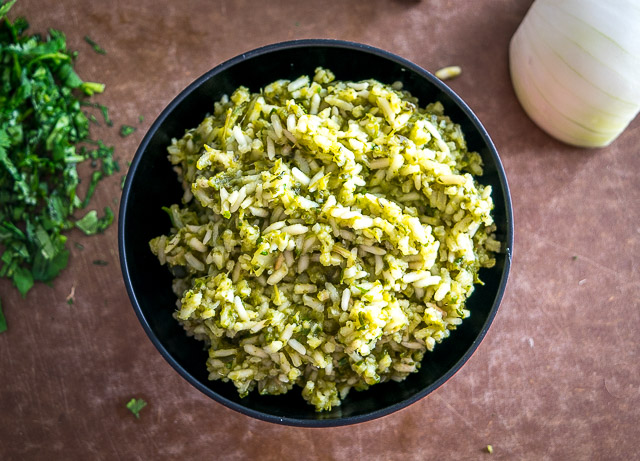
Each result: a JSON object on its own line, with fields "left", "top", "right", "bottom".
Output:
{"left": 1, "top": 1, "right": 639, "bottom": 459}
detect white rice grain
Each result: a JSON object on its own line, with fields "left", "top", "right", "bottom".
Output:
{"left": 297, "top": 254, "right": 310, "bottom": 273}
{"left": 359, "top": 244, "right": 386, "bottom": 255}
{"left": 230, "top": 186, "right": 247, "bottom": 213}
{"left": 263, "top": 221, "right": 286, "bottom": 234}
{"left": 211, "top": 349, "right": 237, "bottom": 358}
{"left": 341, "top": 288, "right": 351, "bottom": 311}
{"left": 288, "top": 338, "right": 306, "bottom": 356}
{"left": 291, "top": 167, "right": 311, "bottom": 185}
{"left": 282, "top": 224, "right": 309, "bottom": 235}
{"left": 287, "top": 75, "right": 309, "bottom": 92}
{"left": 266, "top": 136, "right": 275, "bottom": 160}
{"left": 184, "top": 252, "right": 205, "bottom": 271}
{"left": 234, "top": 296, "right": 249, "bottom": 321}
{"left": 369, "top": 158, "right": 390, "bottom": 169}
{"left": 249, "top": 206, "right": 269, "bottom": 218}
{"left": 271, "top": 113, "right": 283, "bottom": 139}
{"left": 244, "top": 344, "right": 269, "bottom": 358}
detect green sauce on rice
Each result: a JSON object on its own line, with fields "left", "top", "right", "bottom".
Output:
{"left": 149, "top": 68, "right": 499, "bottom": 411}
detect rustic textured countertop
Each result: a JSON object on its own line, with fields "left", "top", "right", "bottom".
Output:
{"left": 1, "top": 1, "right": 638, "bottom": 459}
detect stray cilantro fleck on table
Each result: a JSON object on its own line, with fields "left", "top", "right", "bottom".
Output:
{"left": 120, "top": 125, "right": 136, "bottom": 137}
{"left": 82, "top": 102, "right": 113, "bottom": 126}
{"left": 126, "top": 398, "right": 147, "bottom": 418}
{"left": 83, "top": 35, "right": 106, "bottom": 55}
{"left": 0, "top": 299, "right": 7, "bottom": 333}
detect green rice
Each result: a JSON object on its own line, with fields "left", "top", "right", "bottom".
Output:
{"left": 149, "top": 68, "right": 499, "bottom": 411}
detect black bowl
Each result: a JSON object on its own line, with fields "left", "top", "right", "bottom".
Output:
{"left": 119, "top": 39, "right": 513, "bottom": 427}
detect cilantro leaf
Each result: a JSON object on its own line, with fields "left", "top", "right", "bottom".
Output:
{"left": 126, "top": 398, "right": 147, "bottom": 418}
{"left": 75, "top": 207, "right": 113, "bottom": 235}
{"left": 0, "top": 0, "right": 17, "bottom": 18}
{"left": 119, "top": 124, "right": 136, "bottom": 137}
{"left": 12, "top": 266, "right": 34, "bottom": 296}
{"left": 75, "top": 210, "right": 98, "bottom": 235}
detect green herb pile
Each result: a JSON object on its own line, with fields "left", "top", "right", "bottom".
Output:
{"left": 0, "top": 0, "right": 117, "bottom": 297}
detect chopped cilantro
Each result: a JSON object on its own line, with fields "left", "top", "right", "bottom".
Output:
{"left": 82, "top": 102, "right": 113, "bottom": 126}
{"left": 0, "top": 298, "right": 7, "bottom": 333}
{"left": 138, "top": 115, "right": 144, "bottom": 123}
{"left": 0, "top": 3, "right": 117, "bottom": 296}
{"left": 99, "top": 104, "right": 113, "bottom": 126}
{"left": 83, "top": 35, "right": 106, "bottom": 55}
{"left": 80, "top": 81, "right": 105, "bottom": 96}
{"left": 126, "top": 398, "right": 147, "bottom": 418}
{"left": 82, "top": 170, "right": 103, "bottom": 208}
{"left": 75, "top": 207, "right": 114, "bottom": 235}
{"left": 74, "top": 242, "right": 84, "bottom": 250}
{"left": 0, "top": 1, "right": 16, "bottom": 17}
{"left": 92, "top": 259, "right": 108, "bottom": 266}
{"left": 119, "top": 124, "right": 136, "bottom": 137}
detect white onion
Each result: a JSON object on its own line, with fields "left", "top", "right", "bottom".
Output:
{"left": 509, "top": 0, "right": 640, "bottom": 147}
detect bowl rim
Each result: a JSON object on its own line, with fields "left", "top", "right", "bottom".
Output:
{"left": 119, "top": 38, "right": 514, "bottom": 428}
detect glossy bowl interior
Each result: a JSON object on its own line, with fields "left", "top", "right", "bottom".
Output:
{"left": 119, "top": 39, "right": 513, "bottom": 427}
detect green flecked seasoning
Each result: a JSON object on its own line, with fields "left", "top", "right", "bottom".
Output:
{"left": 149, "top": 68, "right": 499, "bottom": 411}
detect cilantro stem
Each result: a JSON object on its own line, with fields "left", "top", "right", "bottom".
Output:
{"left": 0, "top": 299, "right": 7, "bottom": 333}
